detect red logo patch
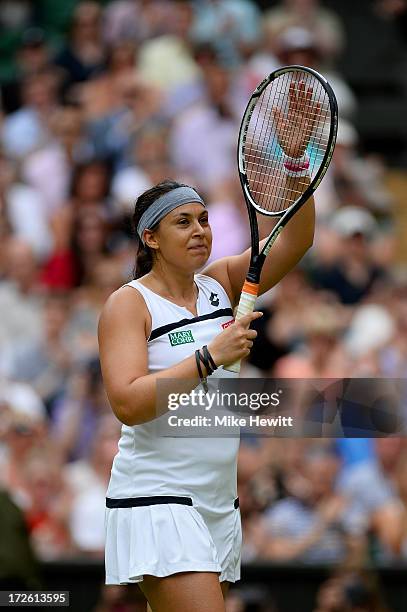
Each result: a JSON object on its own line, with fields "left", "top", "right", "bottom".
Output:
{"left": 222, "top": 319, "right": 235, "bottom": 329}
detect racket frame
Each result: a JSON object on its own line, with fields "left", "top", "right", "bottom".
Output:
{"left": 225, "top": 65, "right": 338, "bottom": 374}
{"left": 238, "top": 65, "right": 338, "bottom": 285}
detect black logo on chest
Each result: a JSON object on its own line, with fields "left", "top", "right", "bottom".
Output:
{"left": 209, "top": 292, "right": 219, "bottom": 307}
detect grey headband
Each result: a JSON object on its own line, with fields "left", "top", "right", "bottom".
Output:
{"left": 137, "top": 186, "right": 205, "bottom": 244}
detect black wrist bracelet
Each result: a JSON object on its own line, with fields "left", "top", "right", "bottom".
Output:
{"left": 198, "top": 347, "right": 213, "bottom": 376}
{"left": 202, "top": 345, "right": 217, "bottom": 373}
{"left": 195, "top": 349, "right": 208, "bottom": 393}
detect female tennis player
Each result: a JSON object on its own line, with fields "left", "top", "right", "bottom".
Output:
{"left": 98, "top": 85, "right": 317, "bottom": 612}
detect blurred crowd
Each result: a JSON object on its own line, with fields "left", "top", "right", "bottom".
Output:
{"left": 0, "top": 0, "right": 407, "bottom": 611}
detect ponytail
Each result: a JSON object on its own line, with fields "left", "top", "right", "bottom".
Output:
{"left": 134, "top": 241, "right": 154, "bottom": 279}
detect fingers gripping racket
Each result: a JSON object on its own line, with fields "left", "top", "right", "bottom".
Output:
{"left": 225, "top": 65, "right": 338, "bottom": 374}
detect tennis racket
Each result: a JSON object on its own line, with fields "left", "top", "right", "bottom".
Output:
{"left": 225, "top": 65, "right": 338, "bottom": 374}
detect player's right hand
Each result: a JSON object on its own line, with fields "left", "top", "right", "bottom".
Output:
{"left": 207, "top": 311, "right": 263, "bottom": 367}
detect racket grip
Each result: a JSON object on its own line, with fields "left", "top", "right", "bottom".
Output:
{"left": 224, "top": 282, "right": 259, "bottom": 374}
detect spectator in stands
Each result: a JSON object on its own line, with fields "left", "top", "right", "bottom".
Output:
{"left": 313, "top": 570, "right": 391, "bottom": 612}
{"left": 0, "top": 238, "right": 44, "bottom": 349}
{"left": 41, "top": 161, "right": 114, "bottom": 289}
{"left": 205, "top": 176, "right": 250, "bottom": 263}
{"left": 272, "top": 300, "right": 349, "bottom": 379}
{"left": 69, "top": 206, "right": 112, "bottom": 287}
{"left": 0, "top": 1, "right": 35, "bottom": 92}
{"left": 21, "top": 447, "right": 73, "bottom": 560}
{"left": 238, "top": 440, "right": 309, "bottom": 559}
{"left": 263, "top": 0, "right": 346, "bottom": 64}
{"left": 1, "top": 69, "right": 61, "bottom": 160}
{"left": 330, "top": 120, "right": 393, "bottom": 214}
{"left": 79, "top": 40, "right": 138, "bottom": 121}
{"left": 66, "top": 257, "right": 127, "bottom": 361}
{"left": 243, "top": 15, "right": 350, "bottom": 113}
{"left": 110, "top": 126, "right": 160, "bottom": 218}
{"left": 68, "top": 159, "right": 114, "bottom": 215}
{"left": 246, "top": 269, "right": 311, "bottom": 374}
{"left": 110, "top": 117, "right": 182, "bottom": 219}
{"left": 243, "top": 19, "right": 280, "bottom": 93}
{"left": 273, "top": 26, "right": 357, "bottom": 120}
{"left": 309, "top": 207, "right": 386, "bottom": 305}
{"left": 237, "top": 436, "right": 285, "bottom": 563}
{"left": 22, "top": 104, "right": 96, "bottom": 217}
{"left": 338, "top": 438, "right": 406, "bottom": 560}
{"left": 113, "top": 121, "right": 173, "bottom": 204}
{"left": 54, "top": 1, "right": 106, "bottom": 91}
{"left": 102, "top": 0, "right": 171, "bottom": 45}
{"left": 86, "top": 72, "right": 163, "bottom": 168}
{"left": 0, "top": 27, "right": 54, "bottom": 115}
{"left": 380, "top": 284, "right": 407, "bottom": 380}
{"left": 169, "top": 54, "right": 238, "bottom": 190}
{"left": 0, "top": 153, "right": 52, "bottom": 260}
{"left": 0, "top": 292, "right": 73, "bottom": 410}
{"left": 0, "top": 388, "right": 47, "bottom": 509}
{"left": 191, "top": 0, "right": 262, "bottom": 66}
{"left": 51, "top": 358, "right": 111, "bottom": 463}
{"left": 258, "top": 448, "right": 359, "bottom": 564}
{"left": 345, "top": 303, "right": 396, "bottom": 376}
{"left": 137, "top": 0, "right": 200, "bottom": 92}
{"left": 66, "top": 414, "right": 121, "bottom": 556}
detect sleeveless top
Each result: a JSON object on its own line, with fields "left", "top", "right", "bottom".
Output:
{"left": 106, "top": 274, "right": 239, "bottom": 514}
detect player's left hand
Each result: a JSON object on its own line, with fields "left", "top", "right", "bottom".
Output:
{"left": 273, "top": 81, "right": 321, "bottom": 158}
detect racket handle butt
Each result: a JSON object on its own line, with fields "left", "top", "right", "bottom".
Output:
{"left": 224, "top": 360, "right": 242, "bottom": 374}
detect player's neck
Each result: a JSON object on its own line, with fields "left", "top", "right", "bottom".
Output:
{"left": 144, "top": 268, "right": 197, "bottom": 303}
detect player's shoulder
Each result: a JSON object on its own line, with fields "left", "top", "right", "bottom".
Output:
{"left": 99, "top": 283, "right": 148, "bottom": 327}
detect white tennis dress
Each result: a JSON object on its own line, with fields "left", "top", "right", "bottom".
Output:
{"left": 105, "top": 274, "right": 241, "bottom": 584}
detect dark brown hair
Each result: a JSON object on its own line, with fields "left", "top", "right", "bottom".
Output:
{"left": 132, "top": 179, "right": 189, "bottom": 279}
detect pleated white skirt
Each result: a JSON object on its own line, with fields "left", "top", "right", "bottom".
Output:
{"left": 105, "top": 502, "right": 241, "bottom": 585}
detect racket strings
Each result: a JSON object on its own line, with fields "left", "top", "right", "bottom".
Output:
{"left": 243, "top": 70, "right": 331, "bottom": 214}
